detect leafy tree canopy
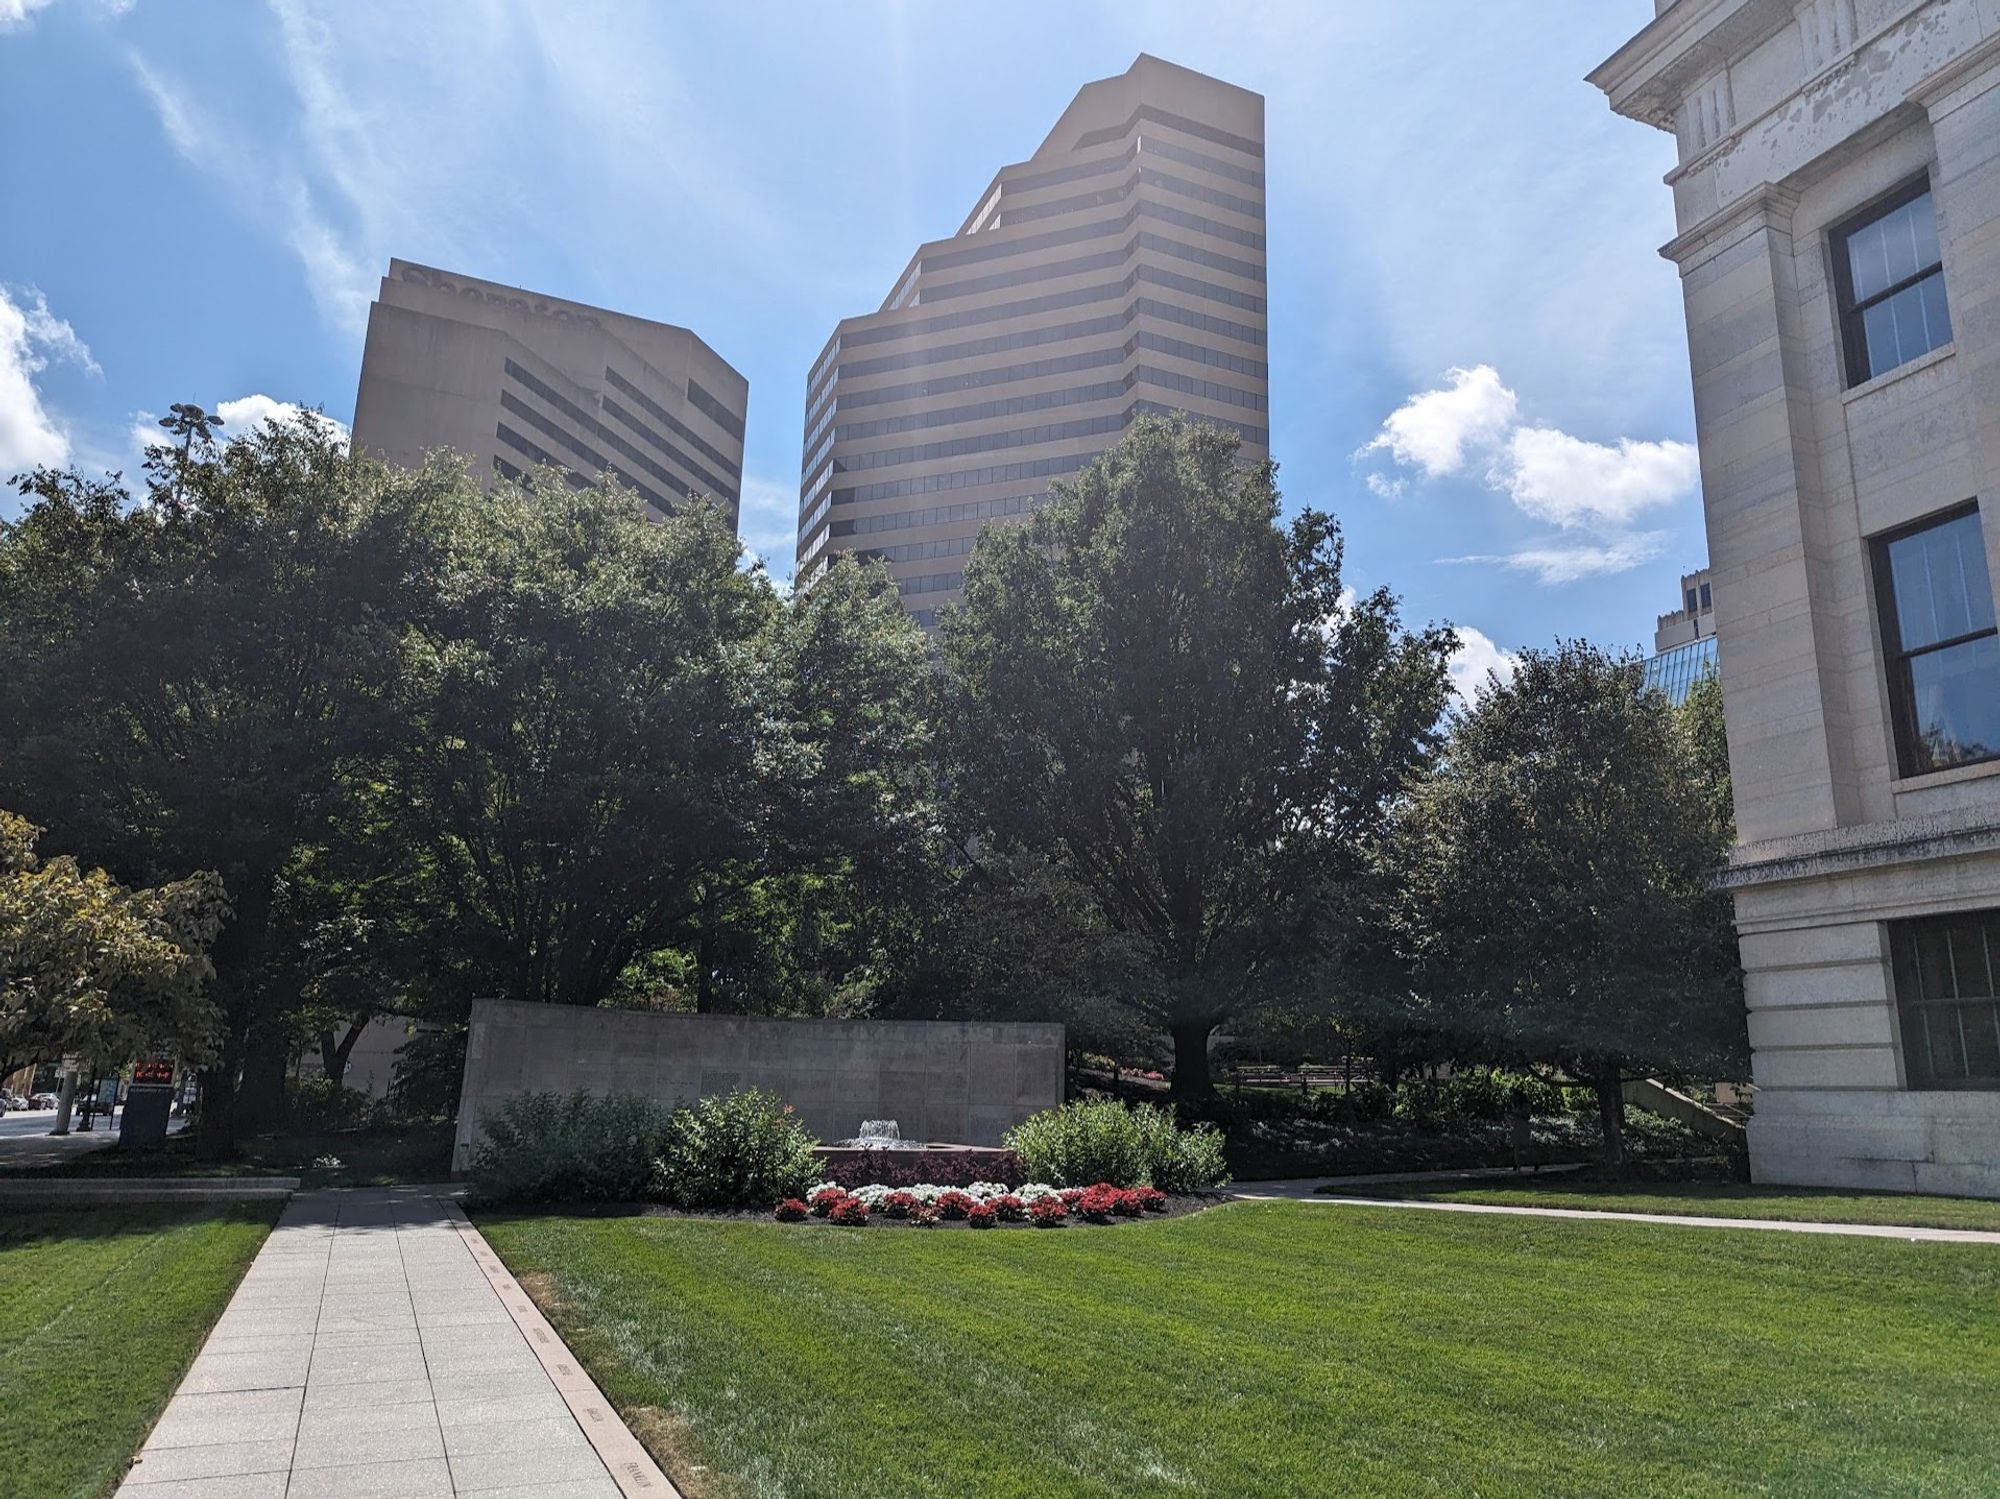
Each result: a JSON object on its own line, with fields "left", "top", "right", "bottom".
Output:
{"left": 939, "top": 415, "right": 1457, "bottom": 1095}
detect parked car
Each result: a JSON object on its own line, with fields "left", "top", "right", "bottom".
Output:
{"left": 27, "top": 1093, "right": 57, "bottom": 1109}
{"left": 0, "top": 1093, "right": 23, "bottom": 1111}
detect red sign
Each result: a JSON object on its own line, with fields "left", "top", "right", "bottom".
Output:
{"left": 132, "top": 1060, "right": 174, "bottom": 1085}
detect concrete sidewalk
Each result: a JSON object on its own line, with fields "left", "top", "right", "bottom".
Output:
{"left": 119, "top": 1186, "right": 677, "bottom": 1499}
{"left": 1234, "top": 1182, "right": 2000, "bottom": 1245}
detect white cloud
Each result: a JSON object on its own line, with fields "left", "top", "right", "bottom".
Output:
{"left": 0, "top": 0, "right": 58, "bottom": 30}
{"left": 1362, "top": 364, "right": 1697, "bottom": 584}
{"left": 1360, "top": 365, "right": 1516, "bottom": 479}
{"left": 1448, "top": 625, "right": 1519, "bottom": 706}
{"left": 1442, "top": 532, "right": 1667, "bottom": 585}
{"left": 215, "top": 393, "right": 349, "bottom": 445}
{"left": 0, "top": 286, "right": 97, "bottom": 477}
{"left": 1499, "top": 427, "right": 1699, "bottom": 531}
{"left": 734, "top": 473, "right": 797, "bottom": 581}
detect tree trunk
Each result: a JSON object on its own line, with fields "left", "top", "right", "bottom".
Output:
{"left": 195, "top": 1029, "right": 245, "bottom": 1161}
{"left": 51, "top": 1068, "right": 77, "bottom": 1135}
{"left": 319, "top": 1019, "right": 367, "bottom": 1092}
{"left": 1593, "top": 1063, "right": 1626, "bottom": 1169}
{"left": 1170, "top": 1020, "right": 1214, "bottom": 1102}
{"left": 237, "top": 1025, "right": 289, "bottom": 1134}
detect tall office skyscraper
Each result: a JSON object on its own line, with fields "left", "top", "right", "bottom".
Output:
{"left": 795, "top": 55, "right": 1269, "bottom": 622}
{"left": 353, "top": 259, "right": 748, "bottom": 527}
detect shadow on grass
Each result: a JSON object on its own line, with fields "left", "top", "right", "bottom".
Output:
{"left": 0, "top": 1201, "right": 278, "bottom": 1249}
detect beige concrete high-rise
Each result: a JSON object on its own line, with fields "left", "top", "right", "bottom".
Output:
{"left": 795, "top": 55, "right": 1269, "bottom": 623}
{"left": 352, "top": 259, "right": 747, "bottom": 528}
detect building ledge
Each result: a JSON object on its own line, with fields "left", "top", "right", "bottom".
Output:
{"left": 1841, "top": 341, "right": 1956, "bottom": 405}
{"left": 1720, "top": 805, "right": 2000, "bottom": 890}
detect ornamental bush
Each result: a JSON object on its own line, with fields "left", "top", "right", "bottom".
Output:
{"left": 1029, "top": 1196, "right": 1068, "bottom": 1227}
{"left": 829, "top": 1195, "right": 869, "bottom": 1226}
{"left": 992, "top": 1194, "right": 1028, "bottom": 1222}
{"left": 1004, "top": 1098, "right": 1147, "bottom": 1188}
{"left": 1078, "top": 1183, "right": 1124, "bottom": 1222}
{"left": 650, "top": 1088, "right": 821, "bottom": 1211}
{"left": 1133, "top": 1185, "right": 1169, "bottom": 1214}
{"left": 967, "top": 1203, "right": 997, "bottom": 1229}
{"left": 774, "top": 1198, "right": 809, "bottom": 1222}
{"left": 879, "top": 1190, "right": 919, "bottom": 1220}
{"left": 467, "top": 1091, "right": 674, "bottom": 1205}
{"left": 910, "top": 1202, "right": 941, "bottom": 1226}
{"left": 1006, "top": 1098, "right": 1230, "bottom": 1191}
{"left": 938, "top": 1190, "right": 976, "bottom": 1220}
{"left": 808, "top": 1185, "right": 846, "bottom": 1217}
{"left": 1132, "top": 1105, "right": 1231, "bottom": 1193}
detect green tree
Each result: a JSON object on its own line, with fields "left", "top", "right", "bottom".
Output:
{"left": 0, "top": 408, "right": 470, "bottom": 1155}
{"left": 391, "top": 469, "right": 774, "bottom": 1010}
{"left": 1390, "top": 642, "right": 1746, "bottom": 1164}
{"left": 0, "top": 810, "right": 227, "bottom": 1081}
{"left": 939, "top": 416, "right": 1456, "bottom": 1097}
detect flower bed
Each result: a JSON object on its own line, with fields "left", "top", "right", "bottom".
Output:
{"left": 786, "top": 1179, "right": 1172, "bottom": 1228}
{"left": 813, "top": 1147, "right": 1024, "bottom": 1191}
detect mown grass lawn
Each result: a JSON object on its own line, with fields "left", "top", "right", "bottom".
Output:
{"left": 0, "top": 1204, "right": 274, "bottom": 1499}
{"left": 1335, "top": 1176, "right": 2000, "bottom": 1232}
{"left": 479, "top": 1199, "right": 2000, "bottom": 1498}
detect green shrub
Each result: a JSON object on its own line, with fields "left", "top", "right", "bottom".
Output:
{"left": 467, "top": 1091, "right": 672, "bottom": 1205}
{"left": 287, "top": 1076, "right": 377, "bottom": 1132}
{"left": 1005, "top": 1097, "right": 1147, "bottom": 1187}
{"left": 650, "top": 1088, "right": 820, "bottom": 1210}
{"left": 1133, "top": 1104, "right": 1230, "bottom": 1192}
{"left": 1006, "top": 1098, "right": 1230, "bottom": 1191}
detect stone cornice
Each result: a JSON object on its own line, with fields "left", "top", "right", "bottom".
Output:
{"left": 1718, "top": 806, "right": 2000, "bottom": 889}
{"left": 1907, "top": 26, "right": 2000, "bottom": 115}
{"left": 1659, "top": 182, "right": 1802, "bottom": 266}
{"left": 1590, "top": 0, "right": 1798, "bottom": 130}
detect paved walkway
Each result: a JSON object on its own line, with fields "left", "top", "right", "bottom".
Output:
{"left": 119, "top": 1187, "right": 677, "bottom": 1499}
{"left": 1233, "top": 1182, "right": 2000, "bottom": 1244}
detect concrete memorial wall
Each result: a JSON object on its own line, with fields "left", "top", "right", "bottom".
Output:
{"left": 451, "top": 999, "right": 1065, "bottom": 1172}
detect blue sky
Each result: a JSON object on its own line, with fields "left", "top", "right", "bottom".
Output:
{"left": 0, "top": 0, "right": 1693, "bottom": 689}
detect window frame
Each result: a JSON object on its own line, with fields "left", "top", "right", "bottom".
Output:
{"left": 1870, "top": 499, "right": 2000, "bottom": 777}
{"left": 1829, "top": 175, "right": 1949, "bottom": 388}
{"left": 1889, "top": 911, "right": 2000, "bottom": 1091}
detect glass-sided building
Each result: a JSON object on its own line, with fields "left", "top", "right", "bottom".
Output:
{"left": 1643, "top": 634, "right": 1718, "bottom": 705}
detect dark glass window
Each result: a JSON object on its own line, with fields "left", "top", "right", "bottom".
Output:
{"left": 1834, "top": 181, "right": 1952, "bottom": 385}
{"left": 1874, "top": 504, "right": 2000, "bottom": 775}
{"left": 1685, "top": 588, "right": 1699, "bottom": 615}
{"left": 1699, "top": 582, "right": 1712, "bottom": 609}
{"left": 1892, "top": 911, "right": 2000, "bottom": 1088}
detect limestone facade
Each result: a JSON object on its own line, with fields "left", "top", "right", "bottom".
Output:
{"left": 1595, "top": 0, "right": 2000, "bottom": 1194}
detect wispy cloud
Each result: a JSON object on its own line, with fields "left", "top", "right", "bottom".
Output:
{"left": 0, "top": 285, "right": 98, "bottom": 476}
{"left": 1441, "top": 533, "right": 1669, "bottom": 586}
{"left": 0, "top": 0, "right": 59, "bottom": 31}
{"left": 1361, "top": 364, "right": 1697, "bottom": 583}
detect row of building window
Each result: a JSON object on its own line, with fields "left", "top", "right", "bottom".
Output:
{"left": 834, "top": 452, "right": 1094, "bottom": 507}
{"left": 493, "top": 421, "right": 676, "bottom": 517}
{"left": 827, "top": 292, "right": 1265, "bottom": 393}
{"left": 1132, "top": 132, "right": 1265, "bottom": 189}
{"left": 604, "top": 366, "right": 739, "bottom": 477}
{"left": 982, "top": 175, "right": 1265, "bottom": 248}
{"left": 1834, "top": 179, "right": 1952, "bottom": 387}
{"left": 833, "top": 368, "right": 1267, "bottom": 473}
{"left": 503, "top": 358, "right": 731, "bottom": 503}
{"left": 834, "top": 410, "right": 1129, "bottom": 475}
{"left": 829, "top": 490, "right": 1043, "bottom": 538}
{"left": 896, "top": 570, "right": 967, "bottom": 597}
{"left": 923, "top": 229, "right": 1264, "bottom": 306}
{"left": 857, "top": 533, "right": 978, "bottom": 564}
{"left": 1071, "top": 102, "right": 1263, "bottom": 161}
{"left": 834, "top": 351, "right": 1265, "bottom": 444}
{"left": 836, "top": 258, "right": 1265, "bottom": 354}
{"left": 686, "top": 379, "right": 743, "bottom": 441}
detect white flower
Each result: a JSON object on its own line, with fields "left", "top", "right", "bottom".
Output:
{"left": 1016, "top": 1183, "right": 1059, "bottom": 1202}
{"left": 965, "top": 1181, "right": 1011, "bottom": 1201}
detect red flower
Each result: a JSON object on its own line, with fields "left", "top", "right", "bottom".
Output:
{"left": 1058, "top": 1187, "right": 1087, "bottom": 1208}
{"left": 1030, "top": 1196, "right": 1068, "bottom": 1227}
{"left": 992, "top": 1195, "right": 1028, "bottom": 1222}
{"left": 910, "top": 1202, "right": 941, "bottom": 1226}
{"left": 1077, "top": 1183, "right": 1124, "bottom": 1222}
{"left": 1133, "top": 1186, "right": 1169, "bottom": 1214}
{"left": 879, "top": 1190, "right": 919, "bottom": 1220}
{"left": 829, "top": 1196, "right": 870, "bottom": 1226}
{"left": 967, "top": 1203, "right": 997, "bottom": 1229}
{"left": 1109, "top": 1188, "right": 1144, "bottom": 1218}
{"left": 937, "top": 1190, "right": 977, "bottom": 1220}
{"left": 808, "top": 1186, "right": 847, "bottom": 1218}
{"left": 774, "top": 1198, "right": 809, "bottom": 1223}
